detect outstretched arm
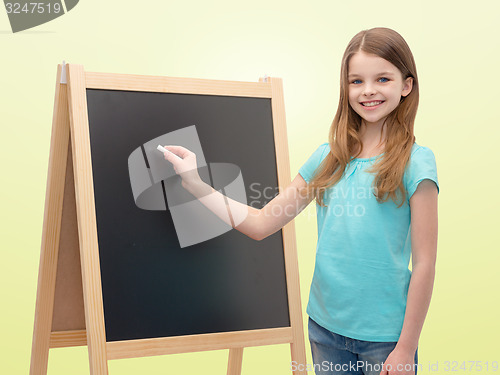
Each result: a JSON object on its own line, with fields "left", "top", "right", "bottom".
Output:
{"left": 162, "top": 145, "right": 315, "bottom": 241}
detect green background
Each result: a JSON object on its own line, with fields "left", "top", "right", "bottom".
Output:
{"left": 1, "top": 1, "right": 499, "bottom": 374}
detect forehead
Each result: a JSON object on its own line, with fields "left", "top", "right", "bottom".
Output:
{"left": 348, "top": 51, "right": 400, "bottom": 77}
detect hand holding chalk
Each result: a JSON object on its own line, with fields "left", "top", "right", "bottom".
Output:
{"left": 157, "top": 145, "right": 183, "bottom": 161}
{"left": 158, "top": 145, "right": 202, "bottom": 187}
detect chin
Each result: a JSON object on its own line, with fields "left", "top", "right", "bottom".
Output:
{"left": 361, "top": 116, "right": 384, "bottom": 124}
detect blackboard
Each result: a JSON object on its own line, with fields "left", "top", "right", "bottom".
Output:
{"left": 31, "top": 65, "right": 306, "bottom": 374}
{"left": 86, "top": 89, "right": 290, "bottom": 342}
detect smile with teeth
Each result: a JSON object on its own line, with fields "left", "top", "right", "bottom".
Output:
{"left": 361, "top": 100, "right": 384, "bottom": 107}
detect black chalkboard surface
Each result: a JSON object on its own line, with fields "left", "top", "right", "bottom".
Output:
{"left": 86, "top": 89, "right": 290, "bottom": 342}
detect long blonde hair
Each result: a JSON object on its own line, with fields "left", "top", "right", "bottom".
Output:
{"left": 305, "top": 27, "right": 419, "bottom": 208}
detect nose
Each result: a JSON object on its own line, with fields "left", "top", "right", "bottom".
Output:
{"left": 362, "top": 82, "right": 376, "bottom": 96}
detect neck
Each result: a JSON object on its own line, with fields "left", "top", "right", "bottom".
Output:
{"left": 356, "top": 120, "right": 387, "bottom": 155}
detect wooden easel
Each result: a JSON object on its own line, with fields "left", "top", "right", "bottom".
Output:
{"left": 30, "top": 63, "right": 307, "bottom": 375}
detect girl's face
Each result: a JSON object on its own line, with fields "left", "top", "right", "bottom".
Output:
{"left": 348, "top": 51, "right": 413, "bottom": 128}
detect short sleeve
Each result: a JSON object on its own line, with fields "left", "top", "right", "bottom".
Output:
{"left": 298, "top": 142, "right": 330, "bottom": 183}
{"left": 405, "top": 146, "right": 440, "bottom": 200}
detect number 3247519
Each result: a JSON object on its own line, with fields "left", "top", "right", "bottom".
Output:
{"left": 5, "top": 3, "right": 62, "bottom": 14}
{"left": 444, "top": 361, "right": 498, "bottom": 372}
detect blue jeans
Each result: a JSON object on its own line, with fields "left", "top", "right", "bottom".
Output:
{"left": 308, "top": 317, "right": 418, "bottom": 375}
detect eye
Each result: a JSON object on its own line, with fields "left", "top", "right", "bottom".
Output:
{"left": 351, "top": 79, "right": 362, "bottom": 84}
{"left": 379, "top": 77, "right": 389, "bottom": 83}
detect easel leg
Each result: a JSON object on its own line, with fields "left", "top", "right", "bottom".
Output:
{"left": 290, "top": 341, "right": 307, "bottom": 375}
{"left": 30, "top": 65, "right": 70, "bottom": 375}
{"left": 67, "top": 63, "right": 109, "bottom": 375}
{"left": 227, "top": 348, "right": 244, "bottom": 375}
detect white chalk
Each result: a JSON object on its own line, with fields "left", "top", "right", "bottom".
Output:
{"left": 157, "top": 145, "right": 183, "bottom": 160}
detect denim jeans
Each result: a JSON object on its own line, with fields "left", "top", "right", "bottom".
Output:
{"left": 308, "top": 317, "right": 418, "bottom": 375}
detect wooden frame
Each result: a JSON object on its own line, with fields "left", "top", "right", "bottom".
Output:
{"left": 30, "top": 63, "right": 307, "bottom": 375}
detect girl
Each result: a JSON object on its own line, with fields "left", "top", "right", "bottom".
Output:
{"left": 162, "top": 27, "right": 439, "bottom": 375}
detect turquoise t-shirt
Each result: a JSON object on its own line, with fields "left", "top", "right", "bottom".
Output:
{"left": 299, "top": 142, "right": 439, "bottom": 342}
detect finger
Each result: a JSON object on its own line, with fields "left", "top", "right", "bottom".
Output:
{"left": 163, "top": 149, "right": 183, "bottom": 164}
{"left": 163, "top": 151, "right": 175, "bottom": 164}
{"left": 163, "top": 145, "right": 191, "bottom": 158}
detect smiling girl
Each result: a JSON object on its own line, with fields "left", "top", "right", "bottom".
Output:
{"left": 162, "top": 27, "right": 439, "bottom": 375}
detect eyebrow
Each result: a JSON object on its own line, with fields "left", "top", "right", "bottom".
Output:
{"left": 348, "top": 71, "right": 396, "bottom": 78}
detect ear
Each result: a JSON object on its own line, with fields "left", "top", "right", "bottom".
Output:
{"left": 401, "top": 76, "right": 413, "bottom": 97}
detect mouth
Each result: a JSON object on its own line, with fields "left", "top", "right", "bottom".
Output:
{"left": 360, "top": 100, "right": 385, "bottom": 107}
{"left": 361, "top": 100, "right": 385, "bottom": 107}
